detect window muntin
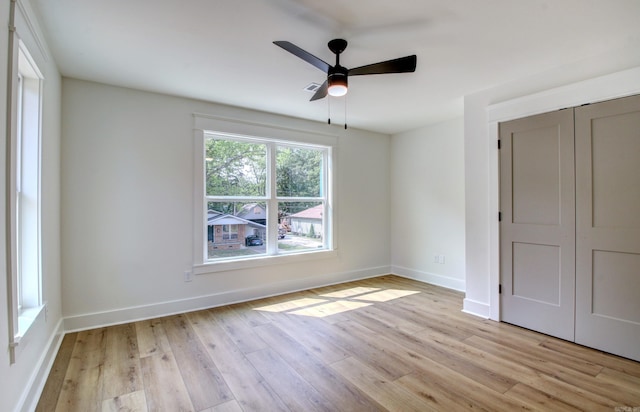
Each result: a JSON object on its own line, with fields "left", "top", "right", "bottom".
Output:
{"left": 204, "top": 134, "right": 330, "bottom": 263}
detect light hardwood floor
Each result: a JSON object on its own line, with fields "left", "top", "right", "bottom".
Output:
{"left": 37, "top": 275, "right": 640, "bottom": 411}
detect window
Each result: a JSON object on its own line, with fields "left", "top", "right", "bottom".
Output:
{"left": 8, "top": 39, "right": 44, "bottom": 355}
{"left": 199, "top": 132, "right": 333, "bottom": 265}
{"left": 222, "top": 224, "right": 238, "bottom": 240}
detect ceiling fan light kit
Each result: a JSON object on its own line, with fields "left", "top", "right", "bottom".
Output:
{"left": 327, "top": 72, "right": 348, "bottom": 96}
{"left": 273, "top": 38, "right": 416, "bottom": 128}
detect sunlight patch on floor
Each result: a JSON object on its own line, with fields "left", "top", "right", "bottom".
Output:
{"left": 352, "top": 289, "right": 420, "bottom": 302}
{"left": 252, "top": 287, "right": 420, "bottom": 318}
{"left": 253, "top": 298, "right": 327, "bottom": 312}
{"left": 319, "top": 287, "right": 380, "bottom": 298}
{"left": 289, "top": 300, "right": 372, "bottom": 317}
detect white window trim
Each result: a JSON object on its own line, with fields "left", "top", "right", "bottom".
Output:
{"left": 192, "top": 114, "right": 338, "bottom": 275}
{"left": 6, "top": 0, "right": 49, "bottom": 364}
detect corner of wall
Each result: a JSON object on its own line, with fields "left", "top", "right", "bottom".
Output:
{"left": 392, "top": 265, "right": 465, "bottom": 292}
{"left": 462, "top": 298, "right": 490, "bottom": 319}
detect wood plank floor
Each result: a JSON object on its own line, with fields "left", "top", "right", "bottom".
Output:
{"left": 37, "top": 275, "right": 640, "bottom": 411}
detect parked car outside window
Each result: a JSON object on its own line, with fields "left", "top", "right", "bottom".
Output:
{"left": 245, "top": 235, "right": 263, "bottom": 246}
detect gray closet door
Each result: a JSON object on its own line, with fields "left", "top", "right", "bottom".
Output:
{"left": 499, "top": 108, "right": 576, "bottom": 341}
{"left": 575, "top": 94, "right": 640, "bottom": 361}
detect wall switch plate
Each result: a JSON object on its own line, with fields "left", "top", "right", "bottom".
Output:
{"left": 184, "top": 271, "right": 193, "bottom": 282}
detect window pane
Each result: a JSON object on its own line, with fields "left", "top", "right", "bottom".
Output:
{"left": 278, "top": 201, "right": 324, "bottom": 253}
{"left": 206, "top": 139, "right": 266, "bottom": 197}
{"left": 207, "top": 202, "right": 267, "bottom": 260}
{"left": 276, "top": 146, "right": 323, "bottom": 197}
{"left": 17, "top": 51, "right": 42, "bottom": 311}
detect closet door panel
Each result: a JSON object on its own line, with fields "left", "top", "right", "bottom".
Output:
{"left": 575, "top": 94, "right": 640, "bottom": 362}
{"left": 500, "top": 108, "right": 575, "bottom": 341}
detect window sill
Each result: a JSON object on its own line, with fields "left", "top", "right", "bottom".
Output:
{"left": 10, "top": 304, "right": 46, "bottom": 363}
{"left": 18, "top": 305, "right": 45, "bottom": 336}
{"left": 193, "top": 249, "right": 338, "bottom": 275}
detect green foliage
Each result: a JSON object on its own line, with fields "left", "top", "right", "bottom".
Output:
{"left": 276, "top": 146, "right": 322, "bottom": 198}
{"left": 206, "top": 138, "right": 323, "bottom": 205}
{"left": 206, "top": 139, "right": 266, "bottom": 197}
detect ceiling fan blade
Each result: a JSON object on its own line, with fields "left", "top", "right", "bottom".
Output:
{"left": 348, "top": 55, "right": 417, "bottom": 76}
{"left": 310, "top": 80, "right": 328, "bottom": 101}
{"left": 273, "top": 41, "right": 331, "bottom": 73}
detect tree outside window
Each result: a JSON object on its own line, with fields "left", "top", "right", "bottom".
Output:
{"left": 204, "top": 134, "right": 330, "bottom": 261}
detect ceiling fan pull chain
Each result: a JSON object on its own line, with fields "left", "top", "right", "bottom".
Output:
{"left": 327, "top": 96, "right": 331, "bottom": 125}
{"left": 344, "top": 95, "right": 348, "bottom": 130}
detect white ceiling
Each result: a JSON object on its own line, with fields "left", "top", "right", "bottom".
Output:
{"left": 32, "top": 0, "right": 640, "bottom": 134}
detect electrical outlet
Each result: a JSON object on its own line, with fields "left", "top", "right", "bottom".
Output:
{"left": 439, "top": 255, "right": 445, "bottom": 264}
{"left": 184, "top": 271, "right": 193, "bottom": 282}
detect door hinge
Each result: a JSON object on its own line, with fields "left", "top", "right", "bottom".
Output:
{"left": 498, "top": 211, "right": 502, "bottom": 222}
{"left": 499, "top": 284, "right": 502, "bottom": 294}
{"left": 497, "top": 139, "right": 501, "bottom": 149}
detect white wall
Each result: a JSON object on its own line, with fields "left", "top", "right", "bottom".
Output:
{"left": 390, "top": 118, "right": 465, "bottom": 291}
{"left": 463, "top": 46, "right": 640, "bottom": 319}
{"left": 61, "top": 78, "right": 391, "bottom": 329}
{"left": 0, "top": 1, "right": 63, "bottom": 411}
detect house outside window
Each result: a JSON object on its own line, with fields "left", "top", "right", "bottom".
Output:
{"left": 199, "top": 131, "right": 333, "bottom": 264}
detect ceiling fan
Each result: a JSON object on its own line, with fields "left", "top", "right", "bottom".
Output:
{"left": 273, "top": 39, "right": 417, "bottom": 101}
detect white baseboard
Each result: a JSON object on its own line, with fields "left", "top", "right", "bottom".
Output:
{"left": 19, "top": 318, "right": 65, "bottom": 412}
{"left": 391, "top": 265, "right": 465, "bottom": 292}
{"left": 391, "top": 266, "right": 491, "bottom": 319}
{"left": 64, "top": 265, "right": 391, "bottom": 332}
{"left": 462, "top": 298, "right": 491, "bottom": 319}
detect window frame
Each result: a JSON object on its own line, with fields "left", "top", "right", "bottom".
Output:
{"left": 192, "top": 114, "right": 338, "bottom": 275}
{"left": 7, "top": 35, "right": 45, "bottom": 362}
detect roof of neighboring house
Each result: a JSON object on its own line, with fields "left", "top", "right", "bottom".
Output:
{"left": 207, "top": 209, "right": 224, "bottom": 220}
{"left": 290, "top": 205, "right": 323, "bottom": 220}
{"left": 236, "top": 203, "right": 266, "bottom": 220}
{"left": 247, "top": 221, "right": 266, "bottom": 229}
{"left": 208, "top": 214, "right": 253, "bottom": 226}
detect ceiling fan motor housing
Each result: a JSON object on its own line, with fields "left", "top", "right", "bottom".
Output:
{"left": 328, "top": 65, "right": 348, "bottom": 89}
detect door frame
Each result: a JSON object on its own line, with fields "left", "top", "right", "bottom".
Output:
{"left": 486, "top": 67, "right": 640, "bottom": 321}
